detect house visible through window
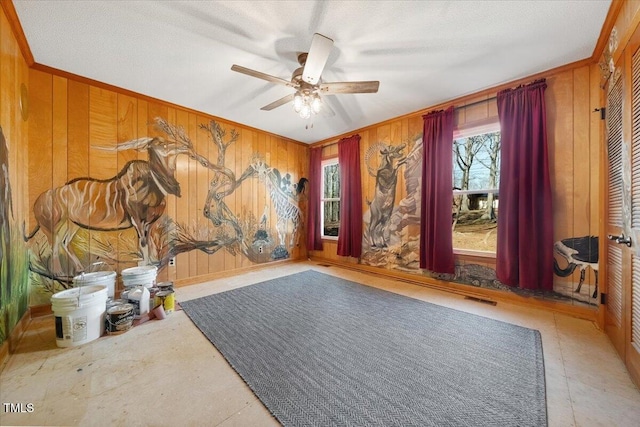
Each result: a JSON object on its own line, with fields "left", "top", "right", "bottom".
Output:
{"left": 321, "top": 158, "right": 340, "bottom": 238}
{"left": 452, "top": 123, "right": 501, "bottom": 253}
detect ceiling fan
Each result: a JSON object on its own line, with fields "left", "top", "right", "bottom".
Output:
{"left": 231, "top": 33, "right": 379, "bottom": 119}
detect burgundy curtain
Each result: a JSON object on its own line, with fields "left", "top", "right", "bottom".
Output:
{"left": 306, "top": 146, "right": 323, "bottom": 251}
{"left": 420, "top": 107, "right": 455, "bottom": 274}
{"left": 337, "top": 135, "right": 363, "bottom": 258}
{"left": 496, "top": 79, "right": 553, "bottom": 290}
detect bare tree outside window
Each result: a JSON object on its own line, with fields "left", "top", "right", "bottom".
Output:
{"left": 322, "top": 160, "right": 340, "bottom": 237}
{"left": 452, "top": 130, "right": 500, "bottom": 252}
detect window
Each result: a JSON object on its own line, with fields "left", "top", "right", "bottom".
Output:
{"left": 321, "top": 158, "right": 340, "bottom": 238}
{"left": 452, "top": 123, "right": 501, "bottom": 253}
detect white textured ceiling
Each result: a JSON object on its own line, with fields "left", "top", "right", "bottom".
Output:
{"left": 13, "top": 0, "right": 611, "bottom": 144}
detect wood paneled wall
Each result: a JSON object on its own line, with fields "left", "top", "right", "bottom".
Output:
{"left": 0, "top": 3, "right": 30, "bottom": 346}
{"left": 26, "top": 69, "right": 309, "bottom": 304}
{"left": 310, "top": 65, "right": 602, "bottom": 303}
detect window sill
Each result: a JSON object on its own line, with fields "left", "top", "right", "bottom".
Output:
{"left": 322, "top": 236, "right": 339, "bottom": 242}
{"left": 453, "top": 249, "right": 496, "bottom": 262}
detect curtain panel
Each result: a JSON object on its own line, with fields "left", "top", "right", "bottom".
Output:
{"left": 420, "top": 106, "right": 455, "bottom": 274}
{"left": 496, "top": 79, "right": 554, "bottom": 290}
{"left": 306, "top": 146, "right": 324, "bottom": 251}
{"left": 337, "top": 134, "right": 363, "bottom": 258}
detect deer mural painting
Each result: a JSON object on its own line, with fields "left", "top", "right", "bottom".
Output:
{"left": 366, "top": 143, "right": 407, "bottom": 248}
{"left": 24, "top": 117, "right": 226, "bottom": 277}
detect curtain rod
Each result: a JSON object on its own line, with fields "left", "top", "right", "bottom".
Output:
{"left": 454, "top": 95, "right": 497, "bottom": 111}
{"left": 317, "top": 96, "right": 498, "bottom": 149}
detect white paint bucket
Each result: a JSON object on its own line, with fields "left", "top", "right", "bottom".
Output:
{"left": 121, "top": 266, "right": 157, "bottom": 289}
{"left": 73, "top": 271, "right": 117, "bottom": 299}
{"left": 51, "top": 285, "right": 108, "bottom": 348}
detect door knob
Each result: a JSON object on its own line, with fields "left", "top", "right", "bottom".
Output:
{"left": 607, "top": 233, "right": 632, "bottom": 247}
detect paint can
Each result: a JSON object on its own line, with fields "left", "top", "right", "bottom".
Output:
{"left": 157, "top": 281, "right": 174, "bottom": 292}
{"left": 154, "top": 290, "right": 175, "bottom": 314}
{"left": 106, "top": 298, "right": 127, "bottom": 310}
{"left": 148, "top": 287, "right": 159, "bottom": 316}
{"left": 105, "top": 304, "right": 135, "bottom": 335}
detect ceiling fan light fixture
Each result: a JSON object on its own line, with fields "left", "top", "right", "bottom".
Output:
{"left": 311, "top": 95, "right": 322, "bottom": 114}
{"left": 293, "top": 92, "right": 304, "bottom": 113}
{"left": 300, "top": 104, "right": 312, "bottom": 119}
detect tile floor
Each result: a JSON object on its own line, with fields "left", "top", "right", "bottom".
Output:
{"left": 1, "top": 262, "right": 639, "bottom": 426}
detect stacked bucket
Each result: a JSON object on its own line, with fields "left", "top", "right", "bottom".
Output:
{"left": 51, "top": 271, "right": 116, "bottom": 348}
{"left": 50, "top": 264, "right": 170, "bottom": 348}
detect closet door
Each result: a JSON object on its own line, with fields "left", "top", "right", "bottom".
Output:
{"left": 604, "top": 54, "right": 627, "bottom": 359}
{"left": 603, "top": 25, "right": 640, "bottom": 386}
{"left": 626, "top": 29, "right": 640, "bottom": 384}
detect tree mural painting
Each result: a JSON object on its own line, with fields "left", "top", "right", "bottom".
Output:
{"left": 362, "top": 136, "right": 423, "bottom": 269}
{"left": 200, "top": 120, "right": 307, "bottom": 263}
{"left": 25, "top": 118, "right": 307, "bottom": 295}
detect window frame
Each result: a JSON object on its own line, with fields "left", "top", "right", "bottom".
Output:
{"left": 452, "top": 120, "right": 501, "bottom": 256}
{"left": 320, "top": 157, "right": 340, "bottom": 240}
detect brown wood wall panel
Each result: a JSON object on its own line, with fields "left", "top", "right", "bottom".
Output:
{"left": 24, "top": 69, "right": 308, "bottom": 290}
{"left": 186, "top": 113, "right": 199, "bottom": 278}
{"left": 311, "top": 70, "right": 600, "bottom": 302}
{"left": 27, "top": 70, "right": 52, "bottom": 230}
{"left": 51, "top": 76, "right": 67, "bottom": 188}
{"left": 174, "top": 109, "right": 190, "bottom": 281}
{"left": 590, "top": 64, "right": 603, "bottom": 238}
{"left": 548, "top": 70, "right": 575, "bottom": 243}
{"left": 116, "top": 94, "right": 138, "bottom": 279}
{"left": 67, "top": 80, "right": 89, "bottom": 179}
{"left": 225, "top": 125, "right": 238, "bottom": 272}
{"left": 88, "top": 87, "right": 117, "bottom": 179}
{"left": 1, "top": 4, "right": 31, "bottom": 343}
{"left": 573, "top": 66, "right": 593, "bottom": 239}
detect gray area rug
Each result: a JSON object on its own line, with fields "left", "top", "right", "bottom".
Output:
{"left": 182, "top": 270, "right": 547, "bottom": 426}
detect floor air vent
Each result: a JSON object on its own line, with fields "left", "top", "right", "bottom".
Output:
{"left": 464, "top": 296, "right": 497, "bottom": 306}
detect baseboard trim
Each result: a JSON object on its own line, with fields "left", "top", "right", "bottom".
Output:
{"left": 0, "top": 308, "right": 31, "bottom": 373}
{"left": 173, "top": 257, "right": 305, "bottom": 288}
{"left": 30, "top": 304, "right": 53, "bottom": 318}
{"left": 309, "top": 256, "right": 597, "bottom": 322}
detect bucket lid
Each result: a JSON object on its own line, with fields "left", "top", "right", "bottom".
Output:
{"left": 51, "top": 284, "right": 108, "bottom": 306}
{"left": 157, "top": 281, "right": 174, "bottom": 288}
{"left": 121, "top": 265, "right": 157, "bottom": 276}
{"left": 73, "top": 271, "right": 116, "bottom": 284}
{"left": 107, "top": 303, "right": 134, "bottom": 314}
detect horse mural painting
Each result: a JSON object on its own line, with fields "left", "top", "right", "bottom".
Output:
{"left": 366, "top": 143, "right": 407, "bottom": 248}
{"left": 24, "top": 117, "right": 223, "bottom": 278}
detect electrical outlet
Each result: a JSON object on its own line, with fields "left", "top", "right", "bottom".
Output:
{"left": 168, "top": 257, "right": 176, "bottom": 267}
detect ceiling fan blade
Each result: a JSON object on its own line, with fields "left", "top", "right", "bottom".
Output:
{"left": 319, "top": 81, "right": 380, "bottom": 94}
{"left": 260, "top": 93, "right": 295, "bottom": 111}
{"left": 231, "top": 64, "right": 297, "bottom": 88}
{"left": 302, "top": 33, "right": 334, "bottom": 85}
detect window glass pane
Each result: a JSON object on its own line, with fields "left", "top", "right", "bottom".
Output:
{"left": 323, "top": 201, "right": 340, "bottom": 237}
{"left": 323, "top": 163, "right": 340, "bottom": 199}
{"left": 452, "top": 131, "right": 500, "bottom": 253}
